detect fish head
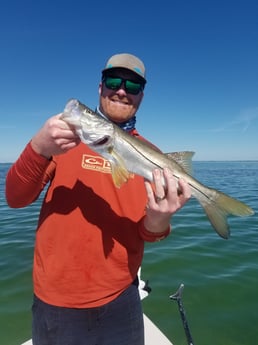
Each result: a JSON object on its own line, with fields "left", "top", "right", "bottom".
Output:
{"left": 62, "top": 99, "right": 132, "bottom": 187}
{"left": 63, "top": 99, "right": 114, "bottom": 149}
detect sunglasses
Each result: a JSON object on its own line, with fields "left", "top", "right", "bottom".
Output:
{"left": 103, "top": 76, "right": 144, "bottom": 95}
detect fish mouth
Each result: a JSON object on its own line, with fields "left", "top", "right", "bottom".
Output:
{"left": 93, "top": 135, "right": 110, "bottom": 146}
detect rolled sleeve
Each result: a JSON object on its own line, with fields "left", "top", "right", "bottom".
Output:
{"left": 138, "top": 218, "right": 171, "bottom": 242}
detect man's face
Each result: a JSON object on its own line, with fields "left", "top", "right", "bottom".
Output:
{"left": 99, "top": 69, "right": 144, "bottom": 123}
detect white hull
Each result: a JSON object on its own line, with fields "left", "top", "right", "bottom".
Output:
{"left": 144, "top": 314, "right": 173, "bottom": 345}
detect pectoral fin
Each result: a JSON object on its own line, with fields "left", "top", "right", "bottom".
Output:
{"left": 109, "top": 150, "right": 133, "bottom": 188}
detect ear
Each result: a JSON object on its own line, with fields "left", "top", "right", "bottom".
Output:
{"left": 98, "top": 82, "right": 103, "bottom": 96}
{"left": 138, "top": 90, "right": 144, "bottom": 103}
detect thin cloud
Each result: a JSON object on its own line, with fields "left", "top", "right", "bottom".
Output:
{"left": 211, "top": 107, "right": 258, "bottom": 133}
{"left": 236, "top": 107, "right": 258, "bottom": 132}
{"left": 0, "top": 125, "right": 16, "bottom": 129}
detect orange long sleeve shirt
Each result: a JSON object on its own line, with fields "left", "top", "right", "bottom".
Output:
{"left": 5, "top": 130, "right": 170, "bottom": 308}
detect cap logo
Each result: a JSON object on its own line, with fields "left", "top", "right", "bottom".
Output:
{"left": 134, "top": 67, "right": 143, "bottom": 76}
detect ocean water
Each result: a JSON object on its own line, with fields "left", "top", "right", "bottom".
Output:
{"left": 0, "top": 161, "right": 257, "bottom": 345}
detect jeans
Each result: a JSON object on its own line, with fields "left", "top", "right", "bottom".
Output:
{"left": 32, "top": 283, "right": 144, "bottom": 345}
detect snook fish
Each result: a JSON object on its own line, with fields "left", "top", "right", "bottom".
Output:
{"left": 61, "top": 99, "right": 254, "bottom": 239}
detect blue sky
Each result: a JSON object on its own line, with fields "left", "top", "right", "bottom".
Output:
{"left": 0, "top": 0, "right": 257, "bottom": 162}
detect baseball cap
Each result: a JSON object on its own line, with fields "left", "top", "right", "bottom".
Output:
{"left": 102, "top": 53, "right": 146, "bottom": 82}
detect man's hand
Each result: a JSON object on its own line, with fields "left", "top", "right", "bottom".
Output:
{"left": 144, "top": 168, "right": 191, "bottom": 233}
{"left": 31, "top": 114, "right": 81, "bottom": 159}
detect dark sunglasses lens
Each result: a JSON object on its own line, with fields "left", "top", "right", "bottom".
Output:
{"left": 125, "top": 80, "right": 142, "bottom": 95}
{"left": 104, "top": 77, "right": 122, "bottom": 90}
{"left": 104, "top": 77, "right": 143, "bottom": 95}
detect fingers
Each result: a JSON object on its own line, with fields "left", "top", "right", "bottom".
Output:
{"left": 144, "top": 169, "right": 191, "bottom": 235}
{"left": 49, "top": 117, "right": 80, "bottom": 151}
{"left": 164, "top": 168, "right": 191, "bottom": 209}
{"left": 177, "top": 178, "right": 192, "bottom": 203}
{"left": 31, "top": 114, "right": 80, "bottom": 158}
{"left": 49, "top": 114, "right": 77, "bottom": 133}
{"left": 153, "top": 169, "right": 167, "bottom": 201}
{"left": 145, "top": 168, "right": 191, "bottom": 213}
{"left": 144, "top": 170, "right": 167, "bottom": 209}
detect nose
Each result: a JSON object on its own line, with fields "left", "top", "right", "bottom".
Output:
{"left": 116, "top": 83, "right": 128, "bottom": 96}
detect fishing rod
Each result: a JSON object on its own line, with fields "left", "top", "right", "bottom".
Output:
{"left": 170, "top": 284, "right": 195, "bottom": 345}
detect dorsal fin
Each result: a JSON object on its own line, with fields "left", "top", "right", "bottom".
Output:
{"left": 165, "top": 151, "right": 195, "bottom": 175}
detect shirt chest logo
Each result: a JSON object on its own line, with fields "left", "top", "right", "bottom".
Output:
{"left": 81, "top": 154, "right": 111, "bottom": 174}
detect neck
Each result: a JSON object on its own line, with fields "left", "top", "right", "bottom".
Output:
{"left": 96, "top": 106, "right": 136, "bottom": 132}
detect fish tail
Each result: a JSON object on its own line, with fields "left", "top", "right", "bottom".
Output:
{"left": 197, "top": 188, "right": 254, "bottom": 239}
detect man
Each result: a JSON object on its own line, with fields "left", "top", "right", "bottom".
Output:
{"left": 5, "top": 53, "right": 191, "bottom": 345}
